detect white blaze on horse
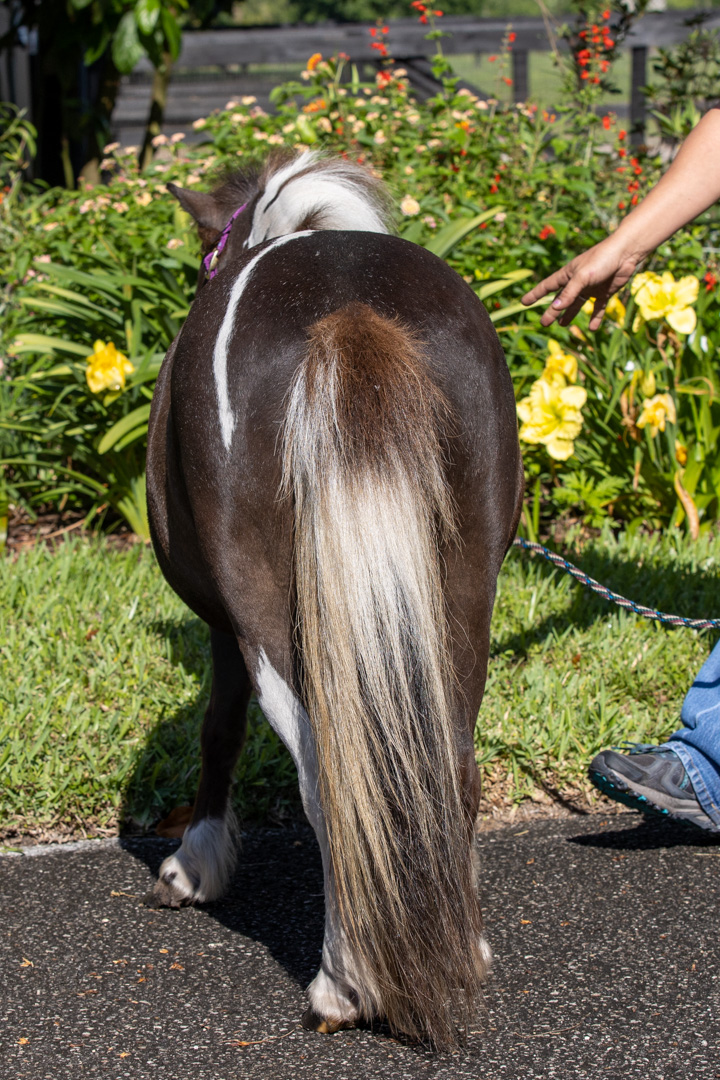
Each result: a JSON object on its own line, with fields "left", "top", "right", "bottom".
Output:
{"left": 145, "top": 150, "right": 523, "bottom": 1048}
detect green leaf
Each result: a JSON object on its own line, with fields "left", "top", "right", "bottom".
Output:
{"left": 112, "top": 12, "right": 145, "bottom": 74}
{"left": 423, "top": 208, "right": 503, "bottom": 259}
{"left": 18, "top": 296, "right": 123, "bottom": 325}
{"left": 11, "top": 334, "right": 89, "bottom": 357}
{"left": 489, "top": 298, "right": 545, "bottom": 323}
{"left": 135, "top": 0, "right": 161, "bottom": 35}
{"left": 98, "top": 404, "right": 152, "bottom": 455}
{"left": 161, "top": 7, "right": 182, "bottom": 62}
{"left": 476, "top": 271, "right": 533, "bottom": 302}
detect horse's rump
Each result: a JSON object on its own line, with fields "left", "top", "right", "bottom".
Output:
{"left": 283, "top": 300, "right": 486, "bottom": 1046}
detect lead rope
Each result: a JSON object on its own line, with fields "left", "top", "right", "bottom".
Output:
{"left": 512, "top": 536, "right": 720, "bottom": 630}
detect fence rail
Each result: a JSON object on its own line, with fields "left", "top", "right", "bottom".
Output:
{"left": 2, "top": 9, "right": 716, "bottom": 146}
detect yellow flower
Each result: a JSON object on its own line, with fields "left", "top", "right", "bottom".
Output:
{"left": 517, "top": 377, "right": 587, "bottom": 461}
{"left": 542, "top": 339, "right": 577, "bottom": 385}
{"left": 606, "top": 294, "right": 626, "bottom": 325}
{"left": 675, "top": 440, "right": 688, "bottom": 467}
{"left": 307, "top": 52, "right": 322, "bottom": 72}
{"left": 636, "top": 392, "right": 676, "bottom": 437}
{"left": 630, "top": 271, "right": 699, "bottom": 334}
{"left": 581, "top": 294, "right": 626, "bottom": 326}
{"left": 85, "top": 340, "right": 134, "bottom": 395}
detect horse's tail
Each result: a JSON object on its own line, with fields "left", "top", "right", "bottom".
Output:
{"left": 282, "top": 302, "right": 486, "bottom": 1047}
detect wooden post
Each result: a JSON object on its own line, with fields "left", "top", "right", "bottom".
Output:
{"left": 512, "top": 48, "right": 529, "bottom": 102}
{"left": 630, "top": 45, "right": 647, "bottom": 145}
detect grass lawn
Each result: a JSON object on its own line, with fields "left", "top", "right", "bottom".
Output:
{"left": 450, "top": 50, "right": 639, "bottom": 111}
{"left": 2, "top": 530, "right": 719, "bottom": 842}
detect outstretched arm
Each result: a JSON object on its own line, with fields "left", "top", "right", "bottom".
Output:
{"left": 521, "top": 109, "right": 720, "bottom": 329}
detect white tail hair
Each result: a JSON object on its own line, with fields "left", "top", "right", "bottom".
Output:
{"left": 281, "top": 301, "right": 487, "bottom": 1047}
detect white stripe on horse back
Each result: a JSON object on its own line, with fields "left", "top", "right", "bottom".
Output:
{"left": 213, "top": 230, "right": 313, "bottom": 450}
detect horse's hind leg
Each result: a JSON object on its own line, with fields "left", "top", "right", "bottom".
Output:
{"left": 148, "top": 627, "right": 251, "bottom": 908}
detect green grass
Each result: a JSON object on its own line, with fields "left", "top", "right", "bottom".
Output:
{"left": 0, "top": 540, "right": 299, "bottom": 840}
{"left": 2, "top": 530, "right": 719, "bottom": 839}
{"left": 450, "top": 50, "right": 637, "bottom": 110}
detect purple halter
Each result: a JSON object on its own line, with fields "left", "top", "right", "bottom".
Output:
{"left": 202, "top": 202, "right": 248, "bottom": 280}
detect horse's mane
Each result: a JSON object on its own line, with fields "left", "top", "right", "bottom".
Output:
{"left": 211, "top": 151, "right": 394, "bottom": 245}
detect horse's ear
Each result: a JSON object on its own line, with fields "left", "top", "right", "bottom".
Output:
{"left": 167, "top": 183, "right": 227, "bottom": 232}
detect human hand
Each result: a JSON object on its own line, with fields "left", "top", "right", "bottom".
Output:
{"left": 521, "top": 235, "right": 641, "bottom": 330}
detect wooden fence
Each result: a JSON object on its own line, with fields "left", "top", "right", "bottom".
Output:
{"left": 111, "top": 9, "right": 720, "bottom": 145}
{"left": 2, "top": 9, "right": 717, "bottom": 146}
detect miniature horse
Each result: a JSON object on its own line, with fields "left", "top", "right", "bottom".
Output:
{"left": 145, "top": 151, "right": 523, "bottom": 1047}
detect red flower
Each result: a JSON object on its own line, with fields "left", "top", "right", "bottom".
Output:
{"left": 618, "top": 129, "right": 626, "bottom": 140}
{"left": 502, "top": 76, "right": 512, "bottom": 85}
{"left": 602, "top": 115, "right": 612, "bottom": 130}
{"left": 488, "top": 55, "right": 497, "bottom": 62}
{"left": 508, "top": 31, "right": 516, "bottom": 43}
{"left": 618, "top": 201, "right": 626, "bottom": 210}
{"left": 618, "top": 147, "right": 627, "bottom": 158}
{"left": 602, "top": 8, "right": 610, "bottom": 19}
{"left": 539, "top": 225, "right": 556, "bottom": 241}
{"left": 704, "top": 270, "right": 717, "bottom": 291}
{"left": 419, "top": 13, "right": 428, "bottom": 22}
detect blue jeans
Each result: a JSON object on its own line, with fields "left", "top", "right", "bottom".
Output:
{"left": 662, "top": 637, "right": 720, "bottom": 827}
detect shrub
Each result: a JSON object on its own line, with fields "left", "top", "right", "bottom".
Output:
{"left": 3, "top": 8, "right": 720, "bottom": 538}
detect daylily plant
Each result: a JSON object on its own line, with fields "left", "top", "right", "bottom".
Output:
{"left": 85, "top": 340, "right": 134, "bottom": 395}
{"left": 631, "top": 270, "right": 699, "bottom": 335}
{"left": 517, "top": 340, "right": 587, "bottom": 462}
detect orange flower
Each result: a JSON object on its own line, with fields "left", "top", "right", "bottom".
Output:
{"left": 307, "top": 52, "right": 322, "bottom": 71}
{"left": 602, "top": 114, "right": 612, "bottom": 130}
{"left": 539, "top": 225, "right": 556, "bottom": 241}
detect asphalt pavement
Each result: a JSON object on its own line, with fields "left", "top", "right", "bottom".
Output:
{"left": 2, "top": 812, "right": 720, "bottom": 1080}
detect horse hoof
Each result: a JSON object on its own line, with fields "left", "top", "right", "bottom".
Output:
{"left": 142, "top": 878, "right": 191, "bottom": 909}
{"left": 301, "top": 1008, "right": 353, "bottom": 1034}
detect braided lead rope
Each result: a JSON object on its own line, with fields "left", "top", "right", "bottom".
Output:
{"left": 512, "top": 536, "right": 720, "bottom": 630}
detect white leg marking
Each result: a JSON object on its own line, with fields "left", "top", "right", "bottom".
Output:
{"left": 478, "top": 934, "right": 493, "bottom": 972}
{"left": 255, "top": 649, "right": 322, "bottom": 831}
{"left": 255, "top": 651, "right": 379, "bottom": 1023}
{"left": 158, "top": 813, "right": 238, "bottom": 903}
{"left": 213, "top": 231, "right": 312, "bottom": 450}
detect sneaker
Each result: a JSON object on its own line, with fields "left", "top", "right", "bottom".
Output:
{"left": 588, "top": 744, "right": 719, "bottom": 832}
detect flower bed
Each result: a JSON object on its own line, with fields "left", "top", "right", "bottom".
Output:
{"left": 3, "top": 8, "right": 720, "bottom": 540}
